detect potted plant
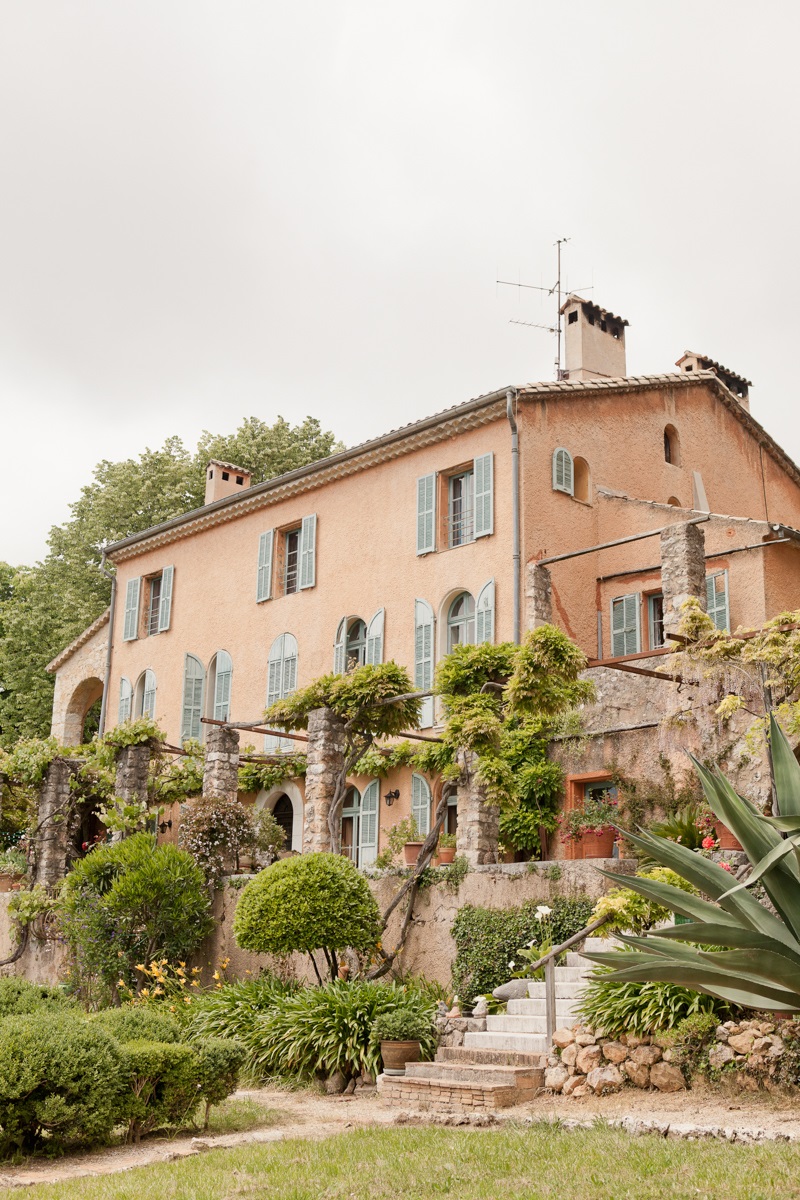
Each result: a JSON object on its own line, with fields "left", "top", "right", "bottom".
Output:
{"left": 252, "top": 807, "right": 286, "bottom": 867}
{"left": 372, "top": 1006, "right": 433, "bottom": 1075}
{"left": 436, "top": 831, "right": 457, "bottom": 865}
{"left": 559, "top": 790, "right": 619, "bottom": 858}
{"left": 0, "top": 847, "right": 28, "bottom": 893}
{"left": 387, "top": 817, "right": 423, "bottom": 866}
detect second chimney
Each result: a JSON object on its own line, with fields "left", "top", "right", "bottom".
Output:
{"left": 562, "top": 295, "right": 628, "bottom": 382}
{"left": 204, "top": 460, "right": 252, "bottom": 505}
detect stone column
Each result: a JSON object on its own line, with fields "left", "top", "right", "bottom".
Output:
{"left": 303, "top": 707, "right": 345, "bottom": 854}
{"left": 660, "top": 521, "right": 706, "bottom": 635}
{"left": 33, "top": 759, "right": 74, "bottom": 885}
{"left": 455, "top": 750, "right": 499, "bottom": 867}
{"left": 203, "top": 725, "right": 240, "bottom": 801}
{"left": 114, "top": 743, "right": 151, "bottom": 808}
{"left": 525, "top": 562, "right": 553, "bottom": 630}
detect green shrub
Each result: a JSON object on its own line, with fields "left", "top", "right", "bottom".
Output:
{"left": 92, "top": 1007, "right": 182, "bottom": 1044}
{"left": 0, "top": 1011, "right": 127, "bottom": 1157}
{"left": 577, "top": 967, "right": 730, "bottom": 1036}
{"left": 371, "top": 1007, "right": 434, "bottom": 1043}
{"left": 590, "top": 868, "right": 698, "bottom": 935}
{"left": 193, "top": 1038, "right": 246, "bottom": 1128}
{"left": 243, "top": 981, "right": 437, "bottom": 1081}
{"left": 190, "top": 974, "right": 298, "bottom": 1044}
{"left": 60, "top": 833, "right": 213, "bottom": 1007}
{"left": 451, "top": 897, "right": 594, "bottom": 1004}
{"left": 121, "top": 1040, "right": 201, "bottom": 1142}
{"left": 0, "top": 977, "right": 73, "bottom": 1018}
{"left": 233, "top": 854, "right": 382, "bottom": 980}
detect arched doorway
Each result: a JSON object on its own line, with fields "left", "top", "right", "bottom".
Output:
{"left": 272, "top": 794, "right": 294, "bottom": 851}
{"left": 255, "top": 782, "right": 304, "bottom": 852}
{"left": 63, "top": 677, "right": 104, "bottom": 745}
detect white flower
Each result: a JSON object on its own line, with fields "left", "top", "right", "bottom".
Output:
{"left": 534, "top": 911, "right": 543, "bottom": 921}
{"left": 536, "top": 905, "right": 552, "bottom": 916}
{"left": 527, "top": 939, "right": 536, "bottom": 948}
{"left": 508, "top": 961, "right": 515, "bottom": 969}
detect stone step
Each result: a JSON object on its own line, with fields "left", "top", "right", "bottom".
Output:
{"left": 377, "top": 1073, "right": 526, "bottom": 1111}
{"left": 487, "top": 1009, "right": 578, "bottom": 1031}
{"left": 464, "top": 1031, "right": 549, "bottom": 1054}
{"left": 405, "top": 1061, "right": 543, "bottom": 1088}
{"left": 437, "top": 1045, "right": 547, "bottom": 1068}
{"left": 517, "top": 984, "right": 584, "bottom": 1004}
{"left": 565, "top": 952, "right": 595, "bottom": 969}
{"left": 542, "top": 967, "right": 586, "bottom": 982}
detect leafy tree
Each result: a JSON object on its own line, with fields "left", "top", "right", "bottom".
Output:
{"left": 0, "top": 416, "right": 342, "bottom": 747}
{"left": 233, "top": 853, "right": 382, "bottom": 982}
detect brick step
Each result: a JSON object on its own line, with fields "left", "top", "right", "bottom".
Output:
{"left": 487, "top": 1010, "right": 578, "bottom": 1031}
{"left": 437, "top": 1045, "right": 547, "bottom": 1068}
{"left": 405, "top": 1061, "right": 544, "bottom": 1088}
{"left": 464, "top": 1031, "right": 549, "bottom": 1053}
{"left": 377, "top": 1073, "right": 526, "bottom": 1111}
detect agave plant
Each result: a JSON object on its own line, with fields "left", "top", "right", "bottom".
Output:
{"left": 585, "top": 715, "right": 800, "bottom": 1011}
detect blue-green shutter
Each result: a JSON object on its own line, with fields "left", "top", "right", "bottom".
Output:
{"left": 473, "top": 454, "right": 493, "bottom": 539}
{"left": 416, "top": 473, "right": 436, "bottom": 554}
{"left": 475, "top": 579, "right": 495, "bottom": 644}
{"left": 611, "top": 594, "right": 640, "bottom": 657}
{"left": 257, "top": 531, "right": 274, "bottom": 602}
{"left": 359, "top": 780, "right": 380, "bottom": 867}
{"left": 411, "top": 773, "right": 431, "bottom": 837}
{"left": 706, "top": 572, "right": 730, "bottom": 631}
{"left": 122, "top": 578, "right": 141, "bottom": 642}
{"left": 552, "top": 448, "right": 574, "bottom": 495}
{"left": 366, "top": 608, "right": 384, "bottom": 665}
{"left": 265, "top": 634, "right": 298, "bottom": 751}
{"left": 414, "top": 599, "right": 435, "bottom": 728}
{"left": 118, "top": 677, "right": 133, "bottom": 723}
{"left": 299, "top": 515, "right": 317, "bottom": 590}
{"left": 213, "top": 651, "right": 233, "bottom": 721}
{"left": 157, "top": 566, "right": 174, "bottom": 632}
{"left": 181, "top": 655, "right": 205, "bottom": 743}
{"left": 333, "top": 618, "right": 346, "bottom": 674}
{"left": 142, "top": 670, "right": 157, "bottom": 718}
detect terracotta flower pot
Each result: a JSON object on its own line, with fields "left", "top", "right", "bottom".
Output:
{"left": 403, "top": 842, "right": 424, "bottom": 866}
{"left": 381, "top": 1039, "right": 421, "bottom": 1075}
{"left": 714, "top": 821, "right": 743, "bottom": 851}
{"left": 0, "top": 873, "right": 23, "bottom": 894}
{"left": 437, "top": 847, "right": 456, "bottom": 865}
{"left": 576, "top": 828, "right": 616, "bottom": 859}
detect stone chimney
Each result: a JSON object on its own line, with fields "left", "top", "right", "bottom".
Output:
{"left": 675, "top": 351, "right": 751, "bottom": 411}
{"left": 562, "top": 295, "right": 628, "bottom": 383}
{"left": 204, "top": 460, "right": 252, "bottom": 505}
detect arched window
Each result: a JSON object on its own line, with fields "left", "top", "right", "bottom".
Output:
{"left": 334, "top": 611, "right": 385, "bottom": 672}
{"left": 346, "top": 620, "right": 367, "bottom": 669}
{"left": 573, "top": 457, "right": 591, "bottom": 503}
{"left": 118, "top": 677, "right": 133, "bottom": 723}
{"left": 664, "top": 425, "right": 680, "bottom": 465}
{"left": 266, "top": 634, "right": 298, "bottom": 751}
{"left": 411, "top": 773, "right": 432, "bottom": 837}
{"left": 133, "top": 669, "right": 157, "bottom": 719}
{"left": 667, "top": 496, "right": 682, "bottom": 508}
{"left": 443, "top": 782, "right": 458, "bottom": 836}
{"left": 207, "top": 651, "right": 233, "bottom": 722}
{"left": 340, "top": 780, "right": 380, "bottom": 867}
{"left": 447, "top": 592, "right": 475, "bottom": 651}
{"left": 181, "top": 654, "right": 205, "bottom": 743}
{"left": 552, "top": 448, "right": 574, "bottom": 495}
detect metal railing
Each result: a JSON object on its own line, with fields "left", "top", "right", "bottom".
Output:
{"left": 526, "top": 915, "right": 610, "bottom": 1046}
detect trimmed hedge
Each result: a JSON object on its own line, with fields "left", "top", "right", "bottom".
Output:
{"left": 451, "top": 897, "right": 594, "bottom": 1004}
{"left": 92, "top": 1007, "right": 183, "bottom": 1044}
{"left": 0, "top": 977, "right": 74, "bottom": 1018}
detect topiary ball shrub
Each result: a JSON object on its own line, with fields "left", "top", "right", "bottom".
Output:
{"left": 233, "top": 853, "right": 382, "bottom": 979}
{"left": 92, "top": 1007, "right": 182, "bottom": 1044}
{"left": 192, "top": 1037, "right": 247, "bottom": 1128}
{"left": 371, "top": 1006, "right": 435, "bottom": 1043}
{"left": 0, "top": 977, "right": 74, "bottom": 1019}
{"left": 0, "top": 1011, "right": 127, "bottom": 1158}
{"left": 60, "top": 832, "right": 213, "bottom": 1007}
{"left": 120, "top": 1040, "right": 202, "bottom": 1143}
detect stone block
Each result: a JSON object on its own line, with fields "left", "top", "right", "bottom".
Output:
{"left": 631, "top": 1045, "right": 662, "bottom": 1067}
{"left": 575, "top": 1032, "right": 597, "bottom": 1047}
{"left": 650, "top": 1062, "right": 686, "bottom": 1092}
{"left": 621, "top": 1060, "right": 650, "bottom": 1089}
{"left": 575, "top": 1045, "right": 603, "bottom": 1075}
{"left": 586, "top": 1065, "right": 622, "bottom": 1095}
{"left": 545, "top": 1067, "right": 569, "bottom": 1093}
{"left": 562, "top": 1074, "right": 585, "bottom": 1097}
{"left": 552, "top": 1028, "right": 575, "bottom": 1049}
{"left": 561, "top": 1043, "right": 578, "bottom": 1071}
{"left": 728, "top": 1032, "right": 756, "bottom": 1055}
{"left": 707, "top": 1043, "right": 735, "bottom": 1069}
{"left": 601, "top": 1041, "right": 628, "bottom": 1064}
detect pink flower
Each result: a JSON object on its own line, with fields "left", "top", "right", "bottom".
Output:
{"left": 701, "top": 836, "right": 716, "bottom": 850}
{"left": 719, "top": 860, "right": 732, "bottom": 872}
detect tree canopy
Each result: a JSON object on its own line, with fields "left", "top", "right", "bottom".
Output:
{"left": 0, "top": 416, "right": 342, "bottom": 747}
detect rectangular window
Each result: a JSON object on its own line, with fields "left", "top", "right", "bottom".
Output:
{"left": 148, "top": 577, "right": 162, "bottom": 636}
{"left": 284, "top": 528, "right": 300, "bottom": 594}
{"left": 648, "top": 593, "right": 665, "bottom": 650}
{"left": 449, "top": 471, "right": 474, "bottom": 547}
{"left": 611, "top": 593, "right": 640, "bottom": 656}
{"left": 706, "top": 571, "right": 730, "bottom": 631}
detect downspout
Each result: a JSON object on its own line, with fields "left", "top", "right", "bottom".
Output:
{"left": 97, "top": 549, "right": 116, "bottom": 738}
{"left": 506, "top": 389, "right": 521, "bottom": 643}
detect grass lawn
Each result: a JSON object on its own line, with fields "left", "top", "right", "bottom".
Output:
{"left": 4, "top": 1122, "right": 800, "bottom": 1200}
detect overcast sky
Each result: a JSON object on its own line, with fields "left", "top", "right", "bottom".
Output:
{"left": 1, "top": 1, "right": 797, "bottom": 564}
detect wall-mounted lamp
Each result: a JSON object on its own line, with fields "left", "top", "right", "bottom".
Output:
{"left": 158, "top": 819, "right": 173, "bottom": 835}
{"left": 384, "top": 789, "right": 400, "bottom": 806}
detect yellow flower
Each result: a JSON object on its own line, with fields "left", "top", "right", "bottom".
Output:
{"left": 212, "top": 971, "right": 220, "bottom": 981}
{"left": 245, "top": 970, "right": 251, "bottom": 975}
{"left": 135, "top": 964, "right": 146, "bottom": 973}
{"left": 178, "top": 961, "right": 186, "bottom": 968}
{"left": 215, "top": 982, "right": 222, "bottom": 989}
{"left": 117, "top": 979, "right": 125, "bottom": 988}
{"left": 140, "top": 988, "right": 150, "bottom": 998}
{"left": 184, "top": 997, "right": 191, "bottom": 1004}
{"left": 153, "top": 986, "right": 164, "bottom": 996}
{"left": 191, "top": 980, "right": 200, "bottom": 987}
{"left": 191, "top": 967, "right": 200, "bottom": 974}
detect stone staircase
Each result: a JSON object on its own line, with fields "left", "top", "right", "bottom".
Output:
{"left": 377, "top": 939, "right": 610, "bottom": 1112}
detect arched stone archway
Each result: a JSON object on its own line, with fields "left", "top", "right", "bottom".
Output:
{"left": 256, "top": 781, "right": 304, "bottom": 852}
{"left": 62, "top": 677, "right": 104, "bottom": 746}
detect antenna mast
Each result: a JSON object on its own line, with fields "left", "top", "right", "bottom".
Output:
{"left": 497, "top": 237, "right": 575, "bottom": 380}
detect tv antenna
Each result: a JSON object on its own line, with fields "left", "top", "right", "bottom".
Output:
{"left": 497, "top": 238, "right": 591, "bottom": 380}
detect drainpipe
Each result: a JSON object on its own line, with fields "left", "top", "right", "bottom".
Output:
{"left": 97, "top": 549, "right": 116, "bottom": 738}
{"left": 506, "top": 389, "right": 521, "bottom": 643}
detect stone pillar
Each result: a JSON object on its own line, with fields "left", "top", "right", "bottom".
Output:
{"left": 455, "top": 750, "right": 499, "bottom": 867}
{"left": 525, "top": 562, "right": 553, "bottom": 630}
{"left": 303, "top": 707, "right": 345, "bottom": 854}
{"left": 33, "top": 759, "right": 74, "bottom": 885}
{"left": 660, "top": 521, "right": 706, "bottom": 634}
{"left": 203, "top": 725, "right": 240, "bottom": 800}
{"left": 114, "top": 743, "right": 151, "bottom": 808}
